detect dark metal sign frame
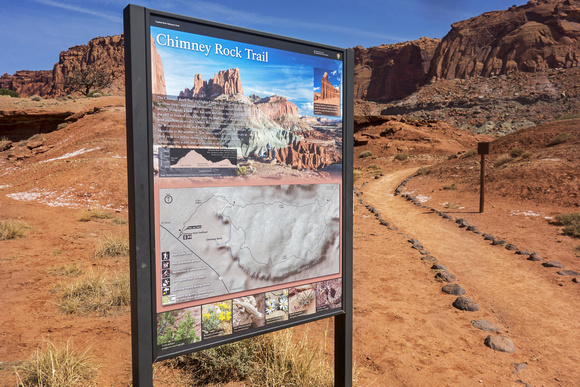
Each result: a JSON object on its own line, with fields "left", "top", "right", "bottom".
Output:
{"left": 124, "top": 4, "right": 353, "bottom": 385}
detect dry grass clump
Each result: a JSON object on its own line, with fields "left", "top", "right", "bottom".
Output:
{"left": 0, "top": 220, "right": 32, "bottom": 240}
{"left": 47, "top": 263, "right": 83, "bottom": 277}
{"left": 94, "top": 233, "right": 129, "bottom": 258}
{"left": 79, "top": 208, "right": 114, "bottom": 222}
{"left": 161, "top": 327, "right": 334, "bottom": 386}
{"left": 494, "top": 154, "right": 512, "bottom": 168}
{"left": 58, "top": 271, "right": 130, "bottom": 315}
{"left": 15, "top": 339, "right": 98, "bottom": 387}
{"left": 248, "top": 328, "right": 334, "bottom": 386}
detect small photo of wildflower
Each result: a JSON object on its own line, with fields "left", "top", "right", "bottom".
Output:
{"left": 201, "top": 300, "right": 232, "bottom": 339}
{"left": 264, "top": 289, "right": 289, "bottom": 324}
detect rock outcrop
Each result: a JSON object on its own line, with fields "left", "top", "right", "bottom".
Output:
{"left": 0, "top": 70, "right": 53, "bottom": 97}
{"left": 428, "top": 0, "right": 580, "bottom": 80}
{"left": 0, "top": 35, "right": 125, "bottom": 98}
{"left": 315, "top": 72, "right": 340, "bottom": 101}
{"left": 353, "top": 37, "right": 440, "bottom": 101}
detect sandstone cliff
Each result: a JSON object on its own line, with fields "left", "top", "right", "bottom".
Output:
{"left": 428, "top": 0, "right": 580, "bottom": 80}
{"left": 151, "top": 37, "right": 166, "bottom": 96}
{"left": 0, "top": 35, "right": 125, "bottom": 98}
{"left": 353, "top": 37, "right": 440, "bottom": 101}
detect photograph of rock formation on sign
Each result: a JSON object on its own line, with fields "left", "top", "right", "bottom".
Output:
{"left": 313, "top": 67, "right": 341, "bottom": 116}
{"left": 150, "top": 25, "right": 344, "bottom": 184}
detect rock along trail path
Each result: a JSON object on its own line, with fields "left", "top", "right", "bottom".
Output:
{"left": 354, "top": 168, "right": 580, "bottom": 386}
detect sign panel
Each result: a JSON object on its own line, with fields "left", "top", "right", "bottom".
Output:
{"left": 125, "top": 7, "right": 352, "bottom": 374}
{"left": 150, "top": 14, "right": 346, "bottom": 356}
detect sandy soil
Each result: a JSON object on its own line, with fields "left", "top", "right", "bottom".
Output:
{"left": 0, "top": 97, "right": 578, "bottom": 385}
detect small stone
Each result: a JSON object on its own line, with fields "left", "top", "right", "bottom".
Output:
{"left": 527, "top": 252, "right": 544, "bottom": 261}
{"left": 557, "top": 270, "right": 579, "bottom": 276}
{"left": 515, "top": 250, "right": 531, "bottom": 255}
{"left": 512, "top": 363, "right": 527, "bottom": 374}
{"left": 492, "top": 239, "right": 507, "bottom": 246}
{"left": 421, "top": 255, "right": 438, "bottom": 262}
{"left": 466, "top": 225, "right": 478, "bottom": 232}
{"left": 505, "top": 244, "right": 518, "bottom": 251}
{"left": 572, "top": 278, "right": 579, "bottom": 283}
{"left": 442, "top": 213, "right": 452, "bottom": 219}
{"left": 542, "top": 260, "right": 564, "bottom": 268}
{"left": 435, "top": 271, "right": 456, "bottom": 283}
{"left": 453, "top": 296, "right": 480, "bottom": 311}
{"left": 419, "top": 249, "right": 431, "bottom": 255}
{"left": 442, "top": 284, "right": 466, "bottom": 295}
{"left": 431, "top": 263, "right": 448, "bottom": 271}
{"left": 471, "top": 319, "right": 499, "bottom": 332}
{"left": 483, "top": 233, "right": 495, "bottom": 241}
{"left": 484, "top": 335, "right": 516, "bottom": 353}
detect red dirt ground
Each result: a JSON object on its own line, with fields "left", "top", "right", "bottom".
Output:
{"left": 0, "top": 97, "right": 578, "bottom": 386}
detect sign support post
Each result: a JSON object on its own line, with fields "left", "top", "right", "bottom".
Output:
{"left": 478, "top": 142, "right": 490, "bottom": 214}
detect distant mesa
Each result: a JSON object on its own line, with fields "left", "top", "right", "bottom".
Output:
{"left": 179, "top": 68, "right": 243, "bottom": 99}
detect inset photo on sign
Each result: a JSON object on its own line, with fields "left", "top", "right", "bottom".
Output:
{"left": 289, "top": 284, "right": 316, "bottom": 318}
{"left": 156, "top": 306, "right": 202, "bottom": 351}
{"left": 313, "top": 67, "right": 341, "bottom": 117}
{"left": 232, "top": 294, "right": 265, "bottom": 333}
{"left": 316, "top": 278, "right": 342, "bottom": 312}
{"left": 202, "top": 301, "right": 233, "bottom": 339}
{"left": 265, "top": 289, "right": 289, "bottom": 324}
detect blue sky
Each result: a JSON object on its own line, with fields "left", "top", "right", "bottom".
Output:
{"left": 1, "top": 0, "right": 528, "bottom": 75}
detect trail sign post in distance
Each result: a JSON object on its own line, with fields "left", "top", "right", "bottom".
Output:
{"left": 124, "top": 5, "right": 353, "bottom": 386}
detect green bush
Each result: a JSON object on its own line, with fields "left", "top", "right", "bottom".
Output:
{"left": 0, "top": 88, "right": 20, "bottom": 98}
{"left": 548, "top": 132, "right": 575, "bottom": 146}
{"left": 359, "top": 150, "right": 372, "bottom": 158}
{"left": 30, "top": 95, "right": 42, "bottom": 101}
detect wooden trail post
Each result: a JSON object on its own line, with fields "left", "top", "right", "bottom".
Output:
{"left": 478, "top": 142, "right": 490, "bottom": 213}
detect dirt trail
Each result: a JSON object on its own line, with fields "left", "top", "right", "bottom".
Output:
{"left": 356, "top": 168, "right": 580, "bottom": 385}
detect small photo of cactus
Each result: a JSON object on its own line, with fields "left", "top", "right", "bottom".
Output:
{"left": 289, "top": 284, "right": 316, "bottom": 318}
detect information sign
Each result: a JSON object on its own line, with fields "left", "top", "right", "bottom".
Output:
{"left": 125, "top": 5, "right": 353, "bottom": 385}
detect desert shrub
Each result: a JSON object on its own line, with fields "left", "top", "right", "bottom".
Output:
{"left": 443, "top": 183, "right": 456, "bottom": 190}
{"left": 94, "top": 233, "right": 129, "bottom": 258}
{"left": 57, "top": 122, "right": 69, "bottom": 130}
{"left": 30, "top": 95, "right": 42, "bottom": 101}
{"left": 87, "top": 90, "right": 102, "bottom": 98}
{"left": 394, "top": 153, "right": 408, "bottom": 161}
{"left": 554, "top": 113, "right": 580, "bottom": 121}
{"left": 15, "top": 340, "right": 98, "bottom": 387}
{"left": 548, "top": 132, "right": 575, "bottom": 146}
{"left": 0, "top": 88, "right": 20, "bottom": 98}
{"left": 463, "top": 149, "right": 477, "bottom": 158}
{"left": 509, "top": 147, "right": 525, "bottom": 158}
{"left": 58, "top": 271, "right": 130, "bottom": 315}
{"left": 415, "top": 166, "right": 430, "bottom": 175}
{"left": 359, "top": 150, "right": 372, "bottom": 158}
{"left": 494, "top": 154, "right": 512, "bottom": 168}
{"left": 554, "top": 213, "right": 580, "bottom": 238}
{"left": 163, "top": 327, "right": 333, "bottom": 386}
{"left": 79, "top": 207, "right": 114, "bottom": 222}
{"left": 353, "top": 170, "right": 363, "bottom": 181}
{"left": 0, "top": 220, "right": 31, "bottom": 240}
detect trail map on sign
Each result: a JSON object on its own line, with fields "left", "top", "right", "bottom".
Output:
{"left": 159, "top": 184, "right": 340, "bottom": 306}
